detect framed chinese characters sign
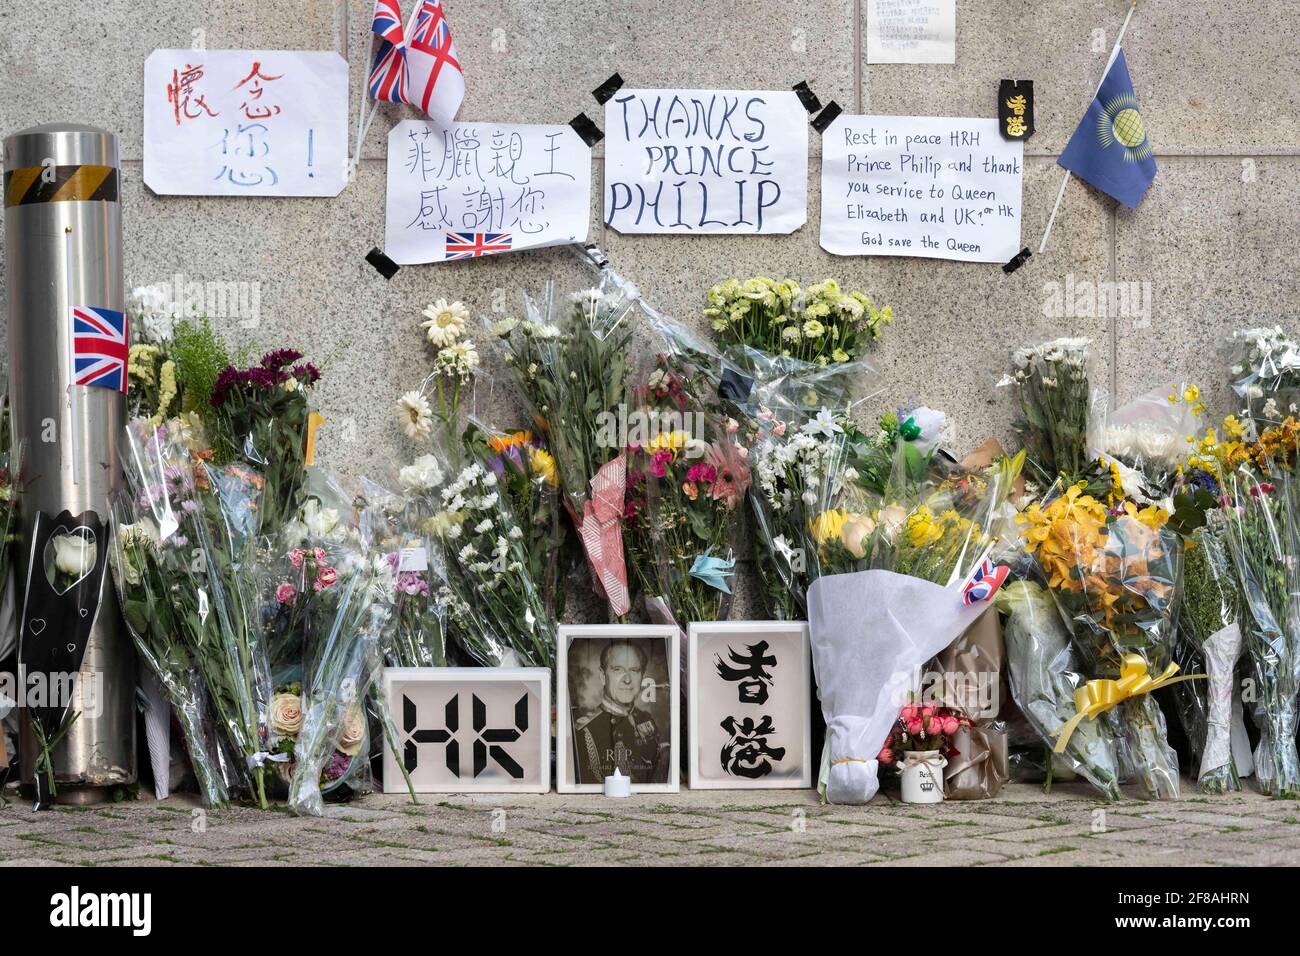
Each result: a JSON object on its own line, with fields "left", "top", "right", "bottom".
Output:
{"left": 557, "top": 625, "right": 680, "bottom": 794}
{"left": 381, "top": 668, "right": 550, "bottom": 794}
{"left": 688, "top": 621, "right": 812, "bottom": 789}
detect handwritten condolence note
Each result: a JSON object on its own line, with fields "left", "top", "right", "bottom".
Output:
{"left": 866, "top": 0, "right": 957, "bottom": 64}
{"left": 820, "top": 115, "right": 1023, "bottom": 263}
{"left": 384, "top": 120, "right": 591, "bottom": 265}
{"left": 603, "top": 89, "right": 808, "bottom": 235}
{"left": 143, "top": 50, "right": 348, "bottom": 196}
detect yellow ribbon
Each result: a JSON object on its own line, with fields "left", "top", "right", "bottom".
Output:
{"left": 1052, "top": 654, "right": 1205, "bottom": 753}
{"left": 830, "top": 757, "right": 868, "bottom": 766}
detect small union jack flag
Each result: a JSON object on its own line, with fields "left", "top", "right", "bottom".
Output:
{"left": 444, "top": 231, "right": 513, "bottom": 260}
{"left": 71, "top": 306, "right": 128, "bottom": 393}
{"left": 369, "top": 0, "right": 409, "bottom": 103}
{"left": 961, "top": 558, "right": 1008, "bottom": 606}
{"left": 406, "top": 0, "right": 464, "bottom": 121}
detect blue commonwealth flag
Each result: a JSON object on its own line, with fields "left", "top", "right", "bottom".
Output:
{"left": 1058, "top": 48, "right": 1156, "bottom": 209}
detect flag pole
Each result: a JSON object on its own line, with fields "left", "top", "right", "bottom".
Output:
{"left": 1037, "top": 1, "right": 1138, "bottom": 256}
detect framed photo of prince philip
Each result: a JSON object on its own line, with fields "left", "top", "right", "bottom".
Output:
{"left": 557, "top": 625, "right": 680, "bottom": 793}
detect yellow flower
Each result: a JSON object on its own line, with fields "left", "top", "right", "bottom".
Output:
{"left": 809, "top": 509, "right": 849, "bottom": 545}
{"left": 1183, "top": 384, "right": 1200, "bottom": 404}
{"left": 528, "top": 447, "right": 559, "bottom": 488}
{"left": 1223, "top": 416, "right": 1246, "bottom": 440}
{"left": 647, "top": 430, "right": 690, "bottom": 455}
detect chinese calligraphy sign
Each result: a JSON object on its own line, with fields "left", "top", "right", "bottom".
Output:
{"left": 144, "top": 50, "right": 348, "bottom": 197}
{"left": 689, "top": 622, "right": 812, "bottom": 790}
{"left": 384, "top": 119, "right": 592, "bottom": 265}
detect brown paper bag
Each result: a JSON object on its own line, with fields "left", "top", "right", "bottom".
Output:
{"left": 936, "top": 610, "right": 1010, "bottom": 799}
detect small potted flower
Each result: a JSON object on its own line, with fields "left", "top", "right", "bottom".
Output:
{"left": 878, "top": 703, "right": 969, "bottom": 804}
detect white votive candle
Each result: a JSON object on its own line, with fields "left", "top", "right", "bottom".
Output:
{"left": 603, "top": 767, "right": 631, "bottom": 798}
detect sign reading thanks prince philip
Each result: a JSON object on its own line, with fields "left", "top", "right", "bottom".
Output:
{"left": 603, "top": 89, "right": 808, "bottom": 234}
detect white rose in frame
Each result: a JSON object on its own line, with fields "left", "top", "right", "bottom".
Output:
{"left": 52, "top": 533, "right": 97, "bottom": 578}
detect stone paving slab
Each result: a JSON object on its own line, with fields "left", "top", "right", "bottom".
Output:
{"left": 1, "top": 781, "right": 1297, "bottom": 866}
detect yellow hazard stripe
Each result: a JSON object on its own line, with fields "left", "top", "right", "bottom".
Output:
{"left": 3, "top": 164, "right": 118, "bottom": 207}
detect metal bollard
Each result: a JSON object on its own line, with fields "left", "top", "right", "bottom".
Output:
{"left": 4, "top": 123, "right": 136, "bottom": 803}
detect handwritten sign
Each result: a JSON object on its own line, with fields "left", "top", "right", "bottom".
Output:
{"left": 603, "top": 89, "right": 807, "bottom": 235}
{"left": 820, "top": 115, "right": 1023, "bottom": 263}
{"left": 143, "top": 50, "right": 348, "bottom": 197}
{"left": 384, "top": 120, "right": 591, "bottom": 265}
{"left": 866, "top": 0, "right": 957, "bottom": 64}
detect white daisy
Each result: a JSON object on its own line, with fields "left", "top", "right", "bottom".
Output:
{"left": 397, "top": 390, "right": 433, "bottom": 441}
{"left": 421, "top": 298, "right": 470, "bottom": 348}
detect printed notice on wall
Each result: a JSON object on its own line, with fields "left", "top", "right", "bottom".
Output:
{"left": 603, "top": 89, "right": 808, "bottom": 235}
{"left": 866, "top": 0, "right": 957, "bottom": 64}
{"left": 144, "top": 50, "right": 348, "bottom": 196}
{"left": 820, "top": 115, "right": 1023, "bottom": 263}
{"left": 384, "top": 120, "right": 591, "bottom": 265}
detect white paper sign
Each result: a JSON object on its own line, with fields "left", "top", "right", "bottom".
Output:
{"left": 384, "top": 120, "right": 591, "bottom": 265}
{"left": 867, "top": 0, "right": 957, "bottom": 64}
{"left": 144, "top": 50, "right": 348, "bottom": 196}
{"left": 603, "top": 89, "right": 808, "bottom": 235}
{"left": 820, "top": 115, "right": 1022, "bottom": 263}
{"left": 398, "top": 546, "right": 428, "bottom": 572}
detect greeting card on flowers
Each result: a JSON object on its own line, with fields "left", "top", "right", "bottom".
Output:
{"left": 144, "top": 50, "right": 348, "bottom": 196}
{"left": 820, "top": 115, "right": 1023, "bottom": 263}
{"left": 384, "top": 119, "right": 592, "bottom": 265}
{"left": 603, "top": 89, "right": 808, "bottom": 235}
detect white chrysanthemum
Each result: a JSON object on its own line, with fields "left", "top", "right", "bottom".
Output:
{"left": 399, "top": 453, "right": 444, "bottom": 493}
{"left": 397, "top": 390, "right": 433, "bottom": 441}
{"left": 421, "top": 298, "right": 470, "bottom": 347}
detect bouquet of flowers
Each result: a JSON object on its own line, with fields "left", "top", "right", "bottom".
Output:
{"left": 1004, "top": 337, "right": 1107, "bottom": 490}
{"left": 397, "top": 297, "right": 480, "bottom": 459}
{"left": 208, "top": 348, "right": 321, "bottom": 535}
{"left": 425, "top": 459, "right": 558, "bottom": 668}
{"left": 877, "top": 703, "right": 967, "bottom": 766}
{"left": 121, "top": 422, "right": 274, "bottom": 807}
{"left": 996, "top": 578, "right": 1123, "bottom": 801}
{"left": 1099, "top": 383, "right": 1206, "bottom": 501}
{"left": 1227, "top": 326, "right": 1300, "bottom": 430}
{"left": 1219, "top": 456, "right": 1300, "bottom": 797}
{"left": 703, "top": 277, "right": 892, "bottom": 371}
{"left": 287, "top": 553, "right": 396, "bottom": 816}
{"left": 1176, "top": 519, "right": 1244, "bottom": 793}
{"left": 490, "top": 269, "right": 639, "bottom": 619}
{"left": 108, "top": 492, "right": 230, "bottom": 807}
{"left": 623, "top": 357, "right": 752, "bottom": 625}
{"left": 358, "top": 475, "right": 449, "bottom": 669}
{"left": 1018, "top": 483, "right": 1189, "bottom": 799}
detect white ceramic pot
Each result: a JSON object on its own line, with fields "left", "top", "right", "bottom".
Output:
{"left": 900, "top": 750, "right": 947, "bottom": 804}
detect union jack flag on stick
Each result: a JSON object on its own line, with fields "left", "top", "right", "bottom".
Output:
{"left": 70, "top": 306, "right": 128, "bottom": 393}
{"left": 368, "top": 0, "right": 409, "bottom": 104}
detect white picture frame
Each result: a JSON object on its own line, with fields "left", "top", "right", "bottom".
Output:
{"left": 688, "top": 621, "right": 813, "bottom": 790}
{"left": 381, "top": 667, "right": 550, "bottom": 794}
{"left": 557, "top": 624, "right": 680, "bottom": 794}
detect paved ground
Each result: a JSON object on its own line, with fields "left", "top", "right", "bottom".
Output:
{"left": 2, "top": 780, "right": 1299, "bottom": 866}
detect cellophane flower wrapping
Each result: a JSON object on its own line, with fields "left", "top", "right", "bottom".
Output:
{"left": 1176, "top": 518, "right": 1244, "bottom": 793}
{"left": 0, "top": 389, "right": 20, "bottom": 653}
{"left": 1099, "top": 383, "right": 1206, "bottom": 502}
{"left": 489, "top": 267, "right": 640, "bottom": 619}
{"left": 1018, "top": 484, "right": 1183, "bottom": 799}
{"left": 1227, "top": 326, "right": 1300, "bottom": 432}
{"left": 288, "top": 552, "right": 394, "bottom": 817}
{"left": 995, "top": 578, "right": 1122, "bottom": 801}
{"left": 121, "top": 421, "right": 274, "bottom": 807}
{"left": 108, "top": 490, "right": 230, "bottom": 808}
{"left": 1220, "top": 463, "right": 1300, "bottom": 797}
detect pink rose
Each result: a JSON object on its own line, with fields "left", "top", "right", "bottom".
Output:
{"left": 941, "top": 715, "right": 959, "bottom": 735}
{"left": 276, "top": 582, "right": 297, "bottom": 604}
{"left": 900, "top": 704, "right": 919, "bottom": 722}
{"left": 904, "top": 717, "right": 924, "bottom": 736}
{"left": 877, "top": 747, "right": 894, "bottom": 765}
{"left": 289, "top": 549, "right": 305, "bottom": 569}
{"left": 772, "top": 422, "right": 787, "bottom": 437}
{"left": 920, "top": 705, "right": 936, "bottom": 717}
{"left": 316, "top": 566, "right": 338, "bottom": 588}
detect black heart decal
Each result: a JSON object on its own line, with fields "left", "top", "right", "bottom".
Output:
{"left": 44, "top": 524, "right": 98, "bottom": 596}
{"left": 30, "top": 618, "right": 46, "bottom": 635}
